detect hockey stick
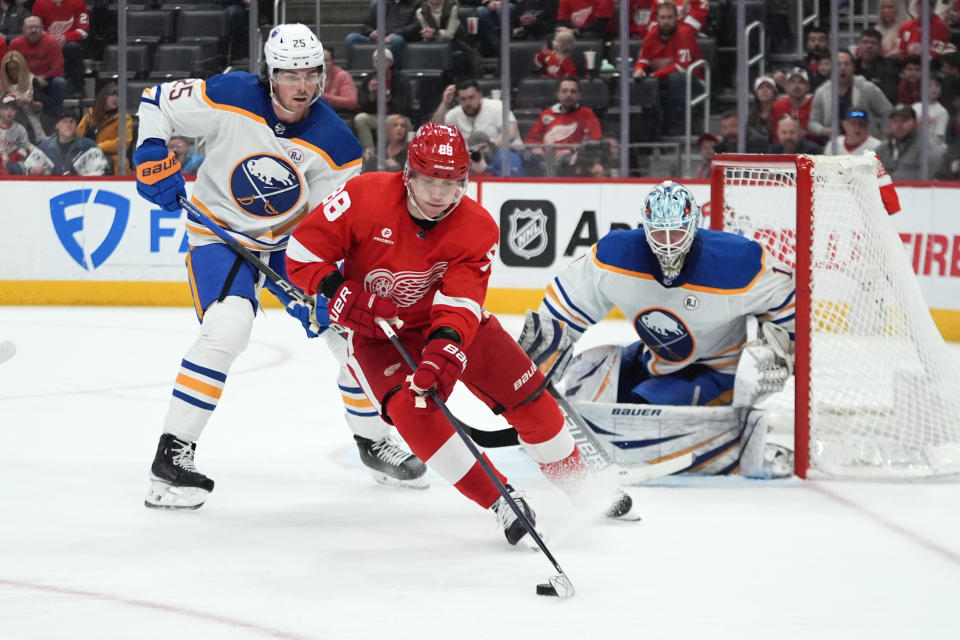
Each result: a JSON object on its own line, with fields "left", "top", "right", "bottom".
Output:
{"left": 178, "top": 196, "right": 522, "bottom": 450}
{"left": 377, "top": 318, "right": 575, "bottom": 599}
{"left": 177, "top": 195, "right": 321, "bottom": 334}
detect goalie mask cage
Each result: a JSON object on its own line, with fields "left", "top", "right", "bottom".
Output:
{"left": 710, "top": 153, "right": 960, "bottom": 479}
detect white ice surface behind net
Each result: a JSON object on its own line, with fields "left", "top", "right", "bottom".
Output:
{"left": 1, "top": 307, "right": 958, "bottom": 640}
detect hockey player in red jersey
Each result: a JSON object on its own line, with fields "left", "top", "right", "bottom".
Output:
{"left": 287, "top": 123, "right": 638, "bottom": 544}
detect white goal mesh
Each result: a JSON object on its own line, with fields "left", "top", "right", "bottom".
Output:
{"left": 712, "top": 154, "right": 960, "bottom": 478}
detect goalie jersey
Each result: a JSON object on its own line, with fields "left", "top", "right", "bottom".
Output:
{"left": 541, "top": 228, "right": 796, "bottom": 376}
{"left": 136, "top": 73, "right": 362, "bottom": 251}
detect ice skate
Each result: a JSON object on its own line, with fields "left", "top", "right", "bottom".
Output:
{"left": 491, "top": 484, "right": 536, "bottom": 546}
{"left": 354, "top": 435, "right": 429, "bottom": 489}
{"left": 145, "top": 434, "right": 215, "bottom": 510}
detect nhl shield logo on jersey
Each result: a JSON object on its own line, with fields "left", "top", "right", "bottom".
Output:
{"left": 635, "top": 309, "right": 694, "bottom": 363}
{"left": 230, "top": 153, "right": 302, "bottom": 217}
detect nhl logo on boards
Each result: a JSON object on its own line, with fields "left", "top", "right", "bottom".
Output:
{"left": 683, "top": 295, "right": 699, "bottom": 310}
{"left": 230, "top": 153, "right": 302, "bottom": 218}
{"left": 499, "top": 200, "right": 556, "bottom": 267}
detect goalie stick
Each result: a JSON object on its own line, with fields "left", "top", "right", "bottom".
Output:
{"left": 377, "top": 319, "right": 575, "bottom": 600}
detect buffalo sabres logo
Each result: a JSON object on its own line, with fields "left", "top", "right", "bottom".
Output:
{"left": 230, "top": 153, "right": 302, "bottom": 217}
{"left": 507, "top": 207, "right": 549, "bottom": 260}
{"left": 635, "top": 308, "right": 694, "bottom": 363}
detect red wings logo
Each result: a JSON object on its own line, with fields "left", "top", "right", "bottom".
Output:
{"left": 364, "top": 263, "right": 449, "bottom": 307}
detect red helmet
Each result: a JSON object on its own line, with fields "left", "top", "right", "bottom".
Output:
{"left": 406, "top": 123, "right": 470, "bottom": 180}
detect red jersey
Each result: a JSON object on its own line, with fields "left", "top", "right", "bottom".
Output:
{"left": 9, "top": 34, "right": 64, "bottom": 78}
{"left": 286, "top": 172, "right": 499, "bottom": 347}
{"left": 647, "top": 0, "right": 709, "bottom": 33}
{"left": 0, "top": 35, "right": 7, "bottom": 62}
{"left": 897, "top": 79, "right": 922, "bottom": 105}
{"left": 558, "top": 0, "right": 614, "bottom": 29}
{"left": 897, "top": 14, "right": 953, "bottom": 59}
{"left": 525, "top": 104, "right": 602, "bottom": 146}
{"left": 769, "top": 95, "right": 812, "bottom": 141}
{"left": 535, "top": 49, "right": 577, "bottom": 78}
{"left": 32, "top": 0, "right": 90, "bottom": 42}
{"left": 628, "top": 0, "right": 655, "bottom": 38}
{"left": 634, "top": 22, "right": 703, "bottom": 80}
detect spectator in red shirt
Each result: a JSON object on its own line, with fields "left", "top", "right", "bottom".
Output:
{"left": 632, "top": 1, "right": 703, "bottom": 136}
{"left": 524, "top": 76, "right": 602, "bottom": 175}
{"left": 9, "top": 16, "right": 64, "bottom": 123}
{"left": 557, "top": 0, "right": 613, "bottom": 40}
{"left": 534, "top": 27, "right": 577, "bottom": 78}
{"left": 31, "top": 0, "right": 87, "bottom": 96}
{"left": 320, "top": 45, "right": 358, "bottom": 112}
{"left": 770, "top": 67, "right": 813, "bottom": 142}
{"left": 646, "top": 0, "right": 710, "bottom": 34}
{"left": 898, "top": 0, "right": 956, "bottom": 60}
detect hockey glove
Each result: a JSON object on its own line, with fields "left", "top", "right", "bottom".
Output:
{"left": 285, "top": 296, "right": 328, "bottom": 338}
{"left": 328, "top": 280, "right": 400, "bottom": 339}
{"left": 517, "top": 309, "right": 576, "bottom": 382}
{"left": 134, "top": 137, "right": 185, "bottom": 211}
{"left": 408, "top": 338, "right": 467, "bottom": 401}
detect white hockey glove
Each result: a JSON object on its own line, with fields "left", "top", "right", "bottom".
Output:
{"left": 732, "top": 316, "right": 794, "bottom": 408}
{"left": 517, "top": 309, "right": 577, "bottom": 383}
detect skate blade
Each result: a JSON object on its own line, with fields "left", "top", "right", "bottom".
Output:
{"left": 145, "top": 479, "right": 210, "bottom": 510}
{"left": 371, "top": 471, "right": 430, "bottom": 490}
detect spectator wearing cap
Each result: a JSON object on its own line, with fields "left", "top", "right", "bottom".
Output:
{"left": 321, "top": 46, "right": 358, "bottom": 112}
{"left": 877, "top": 103, "right": 945, "bottom": 179}
{"left": 354, "top": 48, "right": 413, "bottom": 155}
{"left": 855, "top": 27, "right": 900, "bottom": 103}
{"left": 770, "top": 67, "right": 813, "bottom": 142}
{"left": 8, "top": 16, "right": 64, "bottom": 125}
{"left": 695, "top": 132, "right": 717, "bottom": 179}
{"left": 524, "top": 76, "right": 602, "bottom": 175}
{"left": 747, "top": 75, "right": 778, "bottom": 144}
{"left": 0, "top": 93, "right": 32, "bottom": 173}
{"left": 30, "top": 0, "right": 88, "bottom": 96}
{"left": 809, "top": 50, "right": 892, "bottom": 141}
{"left": 768, "top": 113, "right": 823, "bottom": 155}
{"left": 468, "top": 129, "right": 523, "bottom": 177}
{"left": 344, "top": 0, "right": 421, "bottom": 64}
{"left": 23, "top": 109, "right": 108, "bottom": 175}
{"left": 825, "top": 107, "right": 882, "bottom": 156}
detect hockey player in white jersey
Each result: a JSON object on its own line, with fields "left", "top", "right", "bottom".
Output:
{"left": 134, "top": 24, "right": 426, "bottom": 510}
{"left": 520, "top": 180, "right": 796, "bottom": 478}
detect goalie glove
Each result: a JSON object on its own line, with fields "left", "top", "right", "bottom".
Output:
{"left": 517, "top": 309, "right": 576, "bottom": 383}
{"left": 732, "top": 316, "right": 794, "bottom": 408}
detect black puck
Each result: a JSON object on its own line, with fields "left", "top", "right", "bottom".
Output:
{"left": 536, "top": 583, "right": 559, "bottom": 597}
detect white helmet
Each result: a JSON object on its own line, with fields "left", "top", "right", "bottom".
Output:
{"left": 641, "top": 180, "right": 701, "bottom": 280}
{"left": 264, "top": 23, "right": 326, "bottom": 93}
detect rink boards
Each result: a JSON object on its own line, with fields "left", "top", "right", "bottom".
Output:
{"left": 2, "top": 176, "right": 959, "bottom": 339}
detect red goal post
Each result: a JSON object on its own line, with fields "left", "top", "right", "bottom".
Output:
{"left": 709, "top": 153, "right": 960, "bottom": 479}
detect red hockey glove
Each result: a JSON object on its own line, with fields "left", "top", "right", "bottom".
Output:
{"left": 409, "top": 339, "right": 468, "bottom": 401}
{"left": 327, "top": 280, "right": 399, "bottom": 339}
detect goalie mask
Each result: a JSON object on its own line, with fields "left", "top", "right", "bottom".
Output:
{"left": 641, "top": 180, "right": 701, "bottom": 280}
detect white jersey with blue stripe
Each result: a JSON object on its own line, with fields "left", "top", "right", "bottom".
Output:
{"left": 136, "top": 72, "right": 362, "bottom": 251}
{"left": 540, "top": 228, "right": 796, "bottom": 376}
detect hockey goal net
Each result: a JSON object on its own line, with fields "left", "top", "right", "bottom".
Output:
{"left": 710, "top": 153, "right": 960, "bottom": 479}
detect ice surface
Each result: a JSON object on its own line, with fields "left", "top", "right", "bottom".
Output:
{"left": 1, "top": 307, "right": 958, "bottom": 639}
